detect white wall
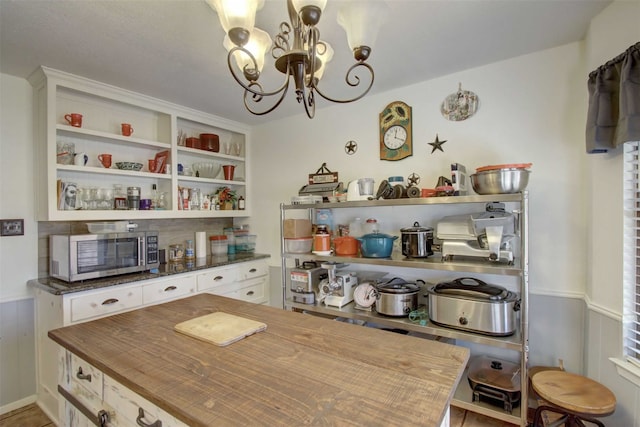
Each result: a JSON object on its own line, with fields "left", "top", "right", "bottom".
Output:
{"left": 251, "top": 41, "right": 588, "bottom": 299}
{"left": 0, "top": 73, "right": 39, "bottom": 411}
{"left": 0, "top": 73, "right": 38, "bottom": 301}
{"left": 582, "top": 1, "right": 640, "bottom": 426}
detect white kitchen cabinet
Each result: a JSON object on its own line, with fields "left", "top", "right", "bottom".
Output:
{"left": 59, "top": 350, "right": 188, "bottom": 427}
{"left": 280, "top": 193, "right": 529, "bottom": 426}
{"left": 27, "top": 66, "right": 251, "bottom": 221}
{"left": 197, "top": 259, "right": 270, "bottom": 305}
{"left": 33, "top": 257, "right": 270, "bottom": 425}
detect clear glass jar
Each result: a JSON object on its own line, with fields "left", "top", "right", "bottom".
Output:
{"left": 224, "top": 227, "right": 236, "bottom": 254}
{"left": 168, "top": 244, "right": 184, "bottom": 262}
{"left": 185, "top": 239, "right": 195, "bottom": 259}
{"left": 114, "top": 184, "right": 128, "bottom": 210}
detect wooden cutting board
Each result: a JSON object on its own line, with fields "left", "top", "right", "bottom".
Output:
{"left": 174, "top": 312, "right": 267, "bottom": 347}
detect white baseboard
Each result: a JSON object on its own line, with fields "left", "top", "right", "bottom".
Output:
{"left": 0, "top": 394, "right": 36, "bottom": 415}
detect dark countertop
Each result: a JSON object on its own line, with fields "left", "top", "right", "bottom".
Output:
{"left": 28, "top": 252, "right": 270, "bottom": 295}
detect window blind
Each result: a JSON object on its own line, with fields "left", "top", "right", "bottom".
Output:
{"left": 624, "top": 141, "right": 640, "bottom": 366}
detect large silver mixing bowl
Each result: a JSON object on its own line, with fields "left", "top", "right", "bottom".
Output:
{"left": 470, "top": 168, "right": 530, "bottom": 194}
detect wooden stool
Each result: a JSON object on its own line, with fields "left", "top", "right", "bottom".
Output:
{"left": 531, "top": 371, "right": 616, "bottom": 426}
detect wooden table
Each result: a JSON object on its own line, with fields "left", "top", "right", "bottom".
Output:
{"left": 49, "top": 294, "right": 469, "bottom": 426}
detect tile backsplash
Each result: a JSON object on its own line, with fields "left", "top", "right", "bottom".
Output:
{"left": 37, "top": 218, "right": 233, "bottom": 278}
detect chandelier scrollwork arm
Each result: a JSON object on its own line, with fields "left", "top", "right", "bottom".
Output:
{"left": 312, "top": 61, "right": 374, "bottom": 104}
{"left": 243, "top": 80, "right": 291, "bottom": 116}
{"left": 226, "top": 46, "right": 291, "bottom": 98}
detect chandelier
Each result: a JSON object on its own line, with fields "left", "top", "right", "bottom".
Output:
{"left": 206, "top": 0, "right": 386, "bottom": 118}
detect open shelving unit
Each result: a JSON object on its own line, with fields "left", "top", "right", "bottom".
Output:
{"left": 280, "top": 193, "right": 529, "bottom": 426}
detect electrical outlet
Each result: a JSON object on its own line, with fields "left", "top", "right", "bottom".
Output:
{"left": 1, "top": 219, "right": 24, "bottom": 236}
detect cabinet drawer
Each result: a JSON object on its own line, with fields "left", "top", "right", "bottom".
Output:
{"left": 142, "top": 275, "right": 195, "bottom": 305}
{"left": 221, "top": 278, "right": 267, "bottom": 304}
{"left": 196, "top": 265, "right": 237, "bottom": 291}
{"left": 237, "top": 260, "right": 268, "bottom": 281}
{"left": 70, "top": 353, "right": 104, "bottom": 400}
{"left": 70, "top": 286, "right": 143, "bottom": 323}
{"left": 104, "top": 375, "right": 188, "bottom": 427}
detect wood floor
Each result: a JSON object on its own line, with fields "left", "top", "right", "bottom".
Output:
{"left": 0, "top": 403, "right": 519, "bottom": 426}
{"left": 0, "top": 404, "right": 53, "bottom": 427}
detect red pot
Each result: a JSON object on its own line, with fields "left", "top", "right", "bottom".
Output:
{"left": 334, "top": 236, "right": 359, "bottom": 256}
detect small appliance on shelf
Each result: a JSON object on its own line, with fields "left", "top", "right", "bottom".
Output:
{"left": 317, "top": 262, "right": 357, "bottom": 308}
{"left": 437, "top": 202, "right": 516, "bottom": 264}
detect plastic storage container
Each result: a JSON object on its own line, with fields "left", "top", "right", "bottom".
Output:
{"left": 209, "top": 235, "right": 228, "bottom": 256}
{"left": 235, "top": 234, "right": 256, "bottom": 252}
{"left": 285, "top": 237, "right": 313, "bottom": 253}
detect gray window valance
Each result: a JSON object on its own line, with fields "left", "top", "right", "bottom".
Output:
{"left": 586, "top": 42, "right": 640, "bottom": 154}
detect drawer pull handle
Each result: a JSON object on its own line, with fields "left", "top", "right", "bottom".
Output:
{"left": 137, "top": 408, "right": 162, "bottom": 427}
{"left": 76, "top": 367, "right": 92, "bottom": 382}
{"left": 249, "top": 268, "right": 257, "bottom": 273}
{"left": 58, "top": 385, "right": 109, "bottom": 427}
{"left": 214, "top": 275, "right": 224, "bottom": 281}
{"left": 101, "top": 298, "right": 119, "bottom": 305}
{"left": 246, "top": 290, "right": 255, "bottom": 296}
{"left": 164, "top": 285, "right": 177, "bottom": 292}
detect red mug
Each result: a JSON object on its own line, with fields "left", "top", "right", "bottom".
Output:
{"left": 64, "top": 113, "right": 83, "bottom": 127}
{"left": 148, "top": 159, "right": 156, "bottom": 173}
{"left": 222, "top": 165, "right": 235, "bottom": 180}
{"left": 121, "top": 123, "right": 133, "bottom": 136}
{"left": 98, "top": 153, "right": 112, "bottom": 168}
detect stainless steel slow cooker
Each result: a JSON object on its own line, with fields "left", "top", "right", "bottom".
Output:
{"left": 426, "top": 277, "right": 520, "bottom": 336}
{"left": 401, "top": 221, "right": 434, "bottom": 258}
{"left": 375, "top": 278, "right": 424, "bottom": 316}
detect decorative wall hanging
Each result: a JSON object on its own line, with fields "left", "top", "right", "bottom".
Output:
{"left": 440, "top": 83, "right": 478, "bottom": 121}
{"left": 379, "top": 101, "right": 413, "bottom": 161}
{"left": 429, "top": 134, "right": 447, "bottom": 153}
{"left": 345, "top": 140, "right": 358, "bottom": 155}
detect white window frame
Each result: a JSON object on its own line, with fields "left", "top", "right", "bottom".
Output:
{"left": 616, "top": 141, "right": 640, "bottom": 385}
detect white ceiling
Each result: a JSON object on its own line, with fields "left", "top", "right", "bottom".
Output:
{"left": 0, "top": 0, "right": 610, "bottom": 125}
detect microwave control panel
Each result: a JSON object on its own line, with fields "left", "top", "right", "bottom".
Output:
{"left": 146, "top": 234, "right": 159, "bottom": 265}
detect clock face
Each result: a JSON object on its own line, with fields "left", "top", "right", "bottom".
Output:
{"left": 383, "top": 125, "right": 407, "bottom": 149}
{"left": 380, "top": 101, "right": 412, "bottom": 161}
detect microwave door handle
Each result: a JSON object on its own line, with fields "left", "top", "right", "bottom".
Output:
{"left": 138, "top": 236, "right": 144, "bottom": 266}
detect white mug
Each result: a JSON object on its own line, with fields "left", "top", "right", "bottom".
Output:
{"left": 74, "top": 152, "right": 88, "bottom": 166}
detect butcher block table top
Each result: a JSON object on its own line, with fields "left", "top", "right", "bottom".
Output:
{"left": 48, "top": 294, "right": 469, "bottom": 427}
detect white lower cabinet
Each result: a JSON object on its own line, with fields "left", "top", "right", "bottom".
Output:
{"left": 33, "top": 257, "right": 270, "bottom": 425}
{"left": 59, "top": 350, "right": 188, "bottom": 427}
{"left": 197, "top": 259, "right": 269, "bottom": 305}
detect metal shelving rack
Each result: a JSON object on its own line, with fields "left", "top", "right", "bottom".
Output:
{"left": 279, "top": 192, "right": 529, "bottom": 426}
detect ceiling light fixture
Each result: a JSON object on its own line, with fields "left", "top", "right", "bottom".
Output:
{"left": 207, "top": 0, "right": 386, "bottom": 118}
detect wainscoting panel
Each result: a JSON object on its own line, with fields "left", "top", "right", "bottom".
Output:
{"left": 0, "top": 298, "right": 36, "bottom": 410}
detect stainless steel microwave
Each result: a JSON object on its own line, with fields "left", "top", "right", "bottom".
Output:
{"left": 50, "top": 231, "right": 159, "bottom": 282}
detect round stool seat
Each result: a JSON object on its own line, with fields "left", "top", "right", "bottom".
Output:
{"left": 532, "top": 370, "right": 616, "bottom": 416}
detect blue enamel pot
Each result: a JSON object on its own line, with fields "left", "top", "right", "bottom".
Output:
{"left": 357, "top": 233, "right": 398, "bottom": 258}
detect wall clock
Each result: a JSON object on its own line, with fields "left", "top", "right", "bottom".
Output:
{"left": 379, "top": 101, "right": 412, "bottom": 161}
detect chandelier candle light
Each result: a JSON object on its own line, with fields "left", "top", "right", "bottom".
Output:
{"left": 207, "top": 0, "right": 387, "bottom": 118}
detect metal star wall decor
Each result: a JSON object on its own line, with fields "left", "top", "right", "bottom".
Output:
{"left": 407, "top": 173, "right": 420, "bottom": 186}
{"left": 345, "top": 140, "right": 358, "bottom": 155}
{"left": 428, "top": 134, "right": 447, "bottom": 153}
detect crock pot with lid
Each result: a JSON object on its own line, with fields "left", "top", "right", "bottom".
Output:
{"left": 374, "top": 278, "right": 424, "bottom": 316}
{"left": 401, "top": 221, "right": 434, "bottom": 258}
{"left": 426, "top": 277, "right": 520, "bottom": 336}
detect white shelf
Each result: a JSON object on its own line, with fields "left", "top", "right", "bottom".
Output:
{"left": 57, "top": 124, "right": 170, "bottom": 149}
{"left": 29, "top": 66, "right": 252, "bottom": 220}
